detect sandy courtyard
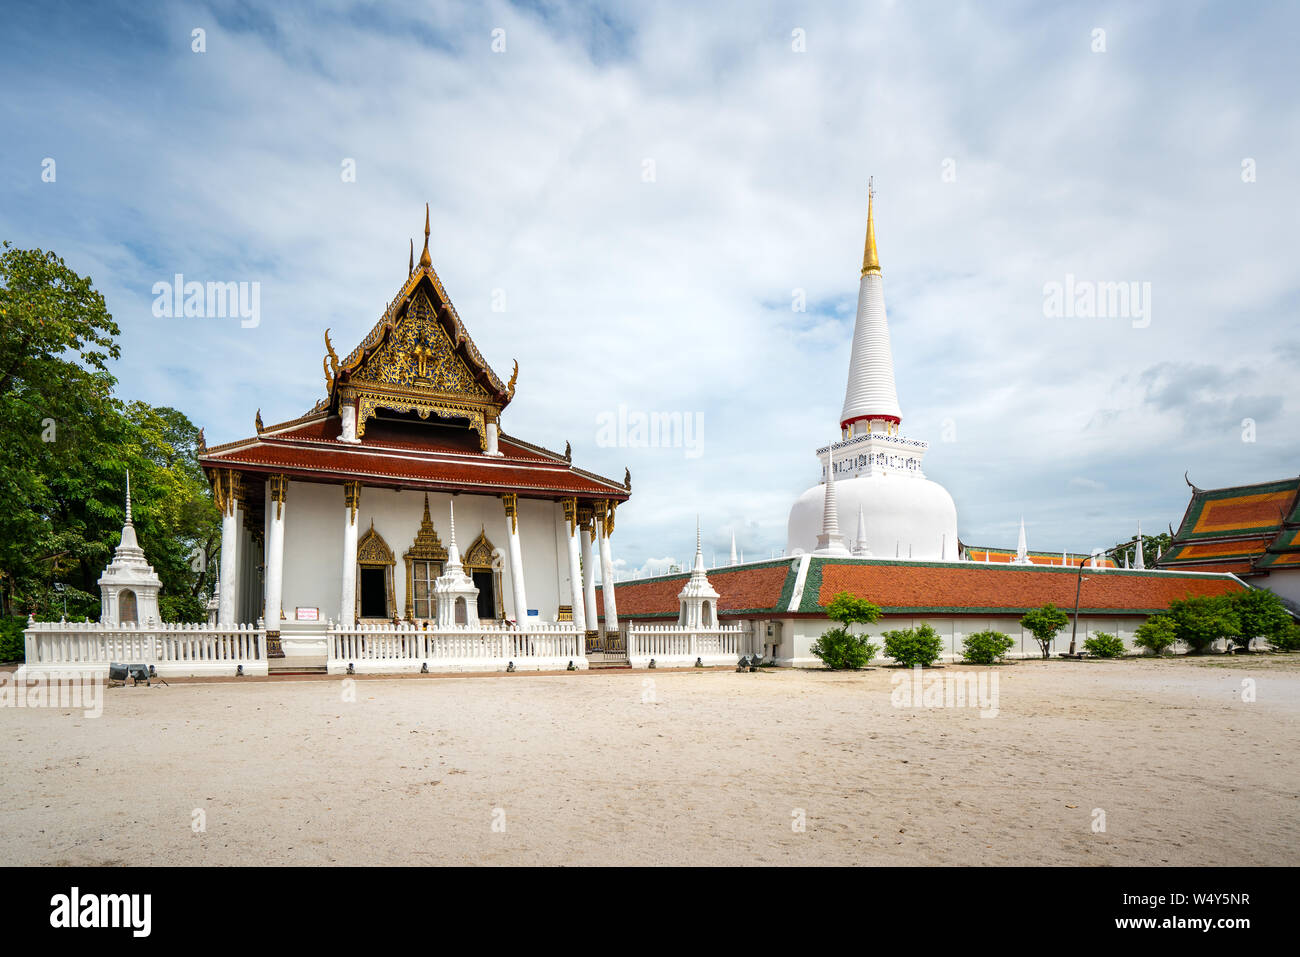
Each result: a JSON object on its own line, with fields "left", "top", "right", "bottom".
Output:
{"left": 2, "top": 657, "right": 1297, "bottom": 866}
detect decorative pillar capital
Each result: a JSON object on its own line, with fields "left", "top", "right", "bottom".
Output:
{"left": 561, "top": 496, "right": 579, "bottom": 534}
{"left": 268, "top": 474, "right": 288, "bottom": 520}
{"left": 344, "top": 481, "right": 361, "bottom": 525}
{"left": 502, "top": 493, "right": 519, "bottom": 534}
{"left": 213, "top": 469, "right": 242, "bottom": 517}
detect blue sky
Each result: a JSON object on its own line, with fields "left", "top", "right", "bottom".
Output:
{"left": 3, "top": 0, "right": 1298, "bottom": 575}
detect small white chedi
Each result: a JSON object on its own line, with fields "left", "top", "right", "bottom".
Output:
{"left": 97, "top": 473, "right": 163, "bottom": 624}
{"left": 787, "top": 185, "right": 959, "bottom": 559}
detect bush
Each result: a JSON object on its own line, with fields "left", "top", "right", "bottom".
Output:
{"left": 1269, "top": 622, "right": 1300, "bottom": 653}
{"left": 961, "top": 629, "right": 1015, "bottom": 664}
{"left": 0, "top": 616, "right": 26, "bottom": 662}
{"left": 1167, "top": 595, "right": 1239, "bottom": 653}
{"left": 1083, "top": 631, "right": 1125, "bottom": 659}
{"left": 1132, "top": 615, "right": 1178, "bottom": 656}
{"left": 1020, "top": 603, "right": 1070, "bottom": 659}
{"left": 810, "top": 626, "right": 879, "bottom": 670}
{"left": 1226, "top": 588, "right": 1291, "bottom": 651}
{"left": 883, "top": 624, "right": 945, "bottom": 667}
{"left": 811, "top": 590, "right": 883, "bottom": 670}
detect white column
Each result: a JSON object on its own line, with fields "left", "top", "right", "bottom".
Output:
{"left": 217, "top": 471, "right": 240, "bottom": 626}
{"left": 503, "top": 494, "right": 528, "bottom": 626}
{"left": 486, "top": 420, "right": 501, "bottom": 456}
{"left": 597, "top": 503, "right": 619, "bottom": 633}
{"left": 264, "top": 476, "right": 287, "bottom": 631}
{"left": 563, "top": 499, "right": 586, "bottom": 633}
{"left": 581, "top": 517, "right": 598, "bottom": 633}
{"left": 340, "top": 482, "right": 360, "bottom": 626}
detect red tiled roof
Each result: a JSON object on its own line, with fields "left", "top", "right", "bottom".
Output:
{"left": 813, "top": 561, "right": 1244, "bottom": 614}
{"left": 200, "top": 415, "right": 628, "bottom": 500}
{"left": 1160, "top": 476, "right": 1300, "bottom": 579}
{"left": 607, "top": 557, "right": 1246, "bottom": 619}
{"left": 600, "top": 562, "right": 795, "bottom": 619}
{"left": 960, "top": 546, "right": 1116, "bottom": 568}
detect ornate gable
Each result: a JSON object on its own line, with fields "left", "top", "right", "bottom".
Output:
{"left": 322, "top": 206, "right": 517, "bottom": 449}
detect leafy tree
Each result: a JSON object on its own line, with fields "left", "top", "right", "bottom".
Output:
{"left": 1111, "top": 531, "right": 1172, "bottom": 568}
{"left": 1269, "top": 622, "right": 1300, "bottom": 653}
{"left": 0, "top": 245, "right": 218, "bottom": 622}
{"left": 1020, "top": 603, "right": 1069, "bottom": 659}
{"left": 1166, "top": 594, "right": 1240, "bottom": 654}
{"left": 1083, "top": 631, "right": 1125, "bottom": 659}
{"left": 810, "top": 590, "right": 881, "bottom": 669}
{"left": 1132, "top": 615, "right": 1178, "bottom": 656}
{"left": 962, "top": 629, "right": 1015, "bottom": 664}
{"left": 0, "top": 243, "right": 119, "bottom": 616}
{"left": 883, "top": 624, "right": 945, "bottom": 668}
{"left": 1226, "top": 588, "right": 1291, "bottom": 651}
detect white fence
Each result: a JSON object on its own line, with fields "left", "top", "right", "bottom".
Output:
{"left": 627, "top": 623, "right": 743, "bottom": 668}
{"left": 328, "top": 622, "right": 585, "bottom": 674}
{"left": 19, "top": 619, "right": 267, "bottom": 677}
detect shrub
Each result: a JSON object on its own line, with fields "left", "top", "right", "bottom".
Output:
{"left": 1269, "top": 622, "right": 1300, "bottom": 653}
{"left": 1226, "top": 588, "right": 1291, "bottom": 651}
{"left": 1083, "top": 631, "right": 1125, "bottom": 659}
{"left": 1132, "top": 615, "right": 1178, "bottom": 656}
{"left": 883, "top": 624, "right": 945, "bottom": 667}
{"left": 0, "top": 616, "right": 26, "bottom": 662}
{"left": 811, "top": 590, "right": 883, "bottom": 670}
{"left": 1020, "top": 603, "right": 1070, "bottom": 659}
{"left": 1167, "top": 595, "right": 1240, "bottom": 653}
{"left": 810, "top": 627, "right": 879, "bottom": 670}
{"left": 961, "top": 629, "right": 1015, "bottom": 664}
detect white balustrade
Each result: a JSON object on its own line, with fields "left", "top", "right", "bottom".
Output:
{"left": 626, "top": 623, "right": 742, "bottom": 668}
{"left": 19, "top": 620, "right": 268, "bottom": 677}
{"left": 326, "top": 621, "right": 585, "bottom": 674}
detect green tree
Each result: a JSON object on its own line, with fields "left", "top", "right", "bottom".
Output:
{"left": 1020, "top": 603, "right": 1069, "bottom": 659}
{"left": 0, "top": 243, "right": 119, "bottom": 615}
{"left": 1111, "top": 531, "right": 1172, "bottom": 568}
{"left": 961, "top": 629, "right": 1015, "bottom": 664}
{"left": 1270, "top": 622, "right": 1300, "bottom": 653}
{"left": 1132, "top": 615, "right": 1178, "bottom": 656}
{"left": 810, "top": 590, "right": 882, "bottom": 670}
{"left": 1226, "top": 588, "right": 1291, "bottom": 651}
{"left": 1166, "top": 594, "right": 1240, "bottom": 654}
{"left": 882, "top": 624, "right": 945, "bottom": 668}
{"left": 0, "top": 245, "right": 218, "bottom": 622}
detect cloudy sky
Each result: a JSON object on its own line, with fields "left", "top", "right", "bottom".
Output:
{"left": 4, "top": 0, "right": 1297, "bottom": 575}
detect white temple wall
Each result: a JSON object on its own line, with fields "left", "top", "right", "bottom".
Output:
{"left": 277, "top": 480, "right": 564, "bottom": 624}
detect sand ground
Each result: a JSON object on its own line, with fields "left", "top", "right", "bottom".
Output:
{"left": 1, "top": 656, "right": 1297, "bottom": 866}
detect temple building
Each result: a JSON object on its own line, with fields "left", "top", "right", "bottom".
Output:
{"left": 1158, "top": 475, "right": 1300, "bottom": 608}
{"left": 786, "top": 186, "right": 960, "bottom": 560}
{"left": 197, "top": 207, "right": 631, "bottom": 665}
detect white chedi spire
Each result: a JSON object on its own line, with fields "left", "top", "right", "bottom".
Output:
{"left": 98, "top": 470, "right": 162, "bottom": 625}
{"left": 1134, "top": 521, "right": 1145, "bottom": 569}
{"left": 678, "top": 517, "right": 721, "bottom": 628}
{"left": 729, "top": 530, "right": 738, "bottom": 566}
{"left": 434, "top": 500, "right": 478, "bottom": 626}
{"left": 1013, "top": 516, "right": 1029, "bottom": 564}
{"left": 852, "top": 504, "right": 871, "bottom": 557}
{"left": 840, "top": 184, "right": 902, "bottom": 434}
{"left": 814, "top": 444, "right": 850, "bottom": 556}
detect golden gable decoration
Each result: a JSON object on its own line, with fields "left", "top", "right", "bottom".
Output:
{"left": 325, "top": 205, "right": 515, "bottom": 450}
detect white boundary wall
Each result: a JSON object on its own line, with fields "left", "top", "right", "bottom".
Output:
{"left": 18, "top": 620, "right": 268, "bottom": 677}
{"left": 627, "top": 623, "right": 742, "bottom": 668}
{"left": 327, "top": 621, "right": 584, "bottom": 674}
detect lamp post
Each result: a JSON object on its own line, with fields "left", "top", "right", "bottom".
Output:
{"left": 1068, "top": 538, "right": 1138, "bottom": 656}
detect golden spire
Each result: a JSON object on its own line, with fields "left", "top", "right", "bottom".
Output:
{"left": 418, "top": 203, "right": 432, "bottom": 268}
{"left": 409, "top": 238, "right": 414, "bottom": 275}
{"left": 861, "top": 178, "right": 881, "bottom": 276}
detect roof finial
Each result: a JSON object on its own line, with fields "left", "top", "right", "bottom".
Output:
{"left": 418, "top": 203, "right": 432, "bottom": 268}
{"left": 861, "top": 177, "right": 881, "bottom": 276}
{"left": 409, "top": 238, "right": 414, "bottom": 275}
{"left": 125, "top": 470, "right": 132, "bottom": 525}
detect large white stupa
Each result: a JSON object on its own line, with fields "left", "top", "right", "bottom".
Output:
{"left": 787, "top": 186, "right": 959, "bottom": 559}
